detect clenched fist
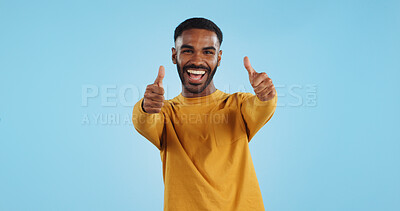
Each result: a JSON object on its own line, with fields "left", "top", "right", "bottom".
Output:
{"left": 142, "top": 66, "right": 165, "bottom": 113}
{"left": 244, "top": 56, "right": 276, "bottom": 101}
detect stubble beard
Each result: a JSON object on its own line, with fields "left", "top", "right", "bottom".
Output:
{"left": 177, "top": 63, "right": 218, "bottom": 94}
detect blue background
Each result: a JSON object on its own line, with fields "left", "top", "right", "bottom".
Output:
{"left": 1, "top": 0, "right": 399, "bottom": 210}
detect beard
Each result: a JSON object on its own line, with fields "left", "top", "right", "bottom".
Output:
{"left": 177, "top": 63, "right": 218, "bottom": 94}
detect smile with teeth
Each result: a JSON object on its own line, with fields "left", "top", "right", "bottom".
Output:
{"left": 187, "top": 69, "right": 206, "bottom": 74}
{"left": 187, "top": 69, "right": 206, "bottom": 82}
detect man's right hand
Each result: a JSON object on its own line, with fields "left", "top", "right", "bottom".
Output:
{"left": 142, "top": 66, "right": 165, "bottom": 113}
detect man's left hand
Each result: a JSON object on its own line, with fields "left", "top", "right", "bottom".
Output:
{"left": 244, "top": 56, "right": 276, "bottom": 101}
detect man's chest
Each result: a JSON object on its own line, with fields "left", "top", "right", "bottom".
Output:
{"left": 167, "top": 106, "right": 247, "bottom": 150}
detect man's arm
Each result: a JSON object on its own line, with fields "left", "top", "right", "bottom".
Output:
{"left": 240, "top": 93, "right": 277, "bottom": 141}
{"left": 240, "top": 56, "right": 277, "bottom": 141}
{"left": 132, "top": 66, "right": 166, "bottom": 150}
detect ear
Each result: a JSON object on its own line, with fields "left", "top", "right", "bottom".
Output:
{"left": 217, "top": 50, "right": 222, "bottom": 66}
{"left": 172, "top": 47, "right": 177, "bottom": 64}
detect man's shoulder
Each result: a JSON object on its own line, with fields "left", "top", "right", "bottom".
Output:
{"left": 212, "top": 90, "right": 254, "bottom": 99}
{"left": 215, "top": 91, "right": 256, "bottom": 104}
{"left": 227, "top": 91, "right": 254, "bottom": 101}
{"left": 230, "top": 91, "right": 253, "bottom": 97}
{"left": 165, "top": 94, "right": 182, "bottom": 105}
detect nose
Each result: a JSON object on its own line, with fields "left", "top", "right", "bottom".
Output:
{"left": 189, "top": 52, "right": 204, "bottom": 66}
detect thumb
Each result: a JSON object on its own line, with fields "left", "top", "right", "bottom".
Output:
{"left": 243, "top": 56, "right": 256, "bottom": 84}
{"left": 154, "top": 65, "right": 165, "bottom": 87}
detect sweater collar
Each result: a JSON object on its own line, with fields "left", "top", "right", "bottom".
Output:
{"left": 177, "top": 89, "right": 224, "bottom": 105}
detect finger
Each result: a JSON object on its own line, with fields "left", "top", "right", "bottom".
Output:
{"left": 243, "top": 56, "right": 256, "bottom": 84}
{"left": 253, "top": 80, "right": 273, "bottom": 93}
{"left": 257, "top": 87, "right": 274, "bottom": 99}
{"left": 255, "top": 84, "right": 273, "bottom": 98}
{"left": 154, "top": 65, "right": 165, "bottom": 87}
{"left": 267, "top": 88, "right": 276, "bottom": 98}
{"left": 144, "top": 99, "right": 164, "bottom": 108}
{"left": 252, "top": 72, "right": 270, "bottom": 87}
{"left": 144, "top": 107, "right": 162, "bottom": 114}
{"left": 146, "top": 84, "right": 165, "bottom": 95}
{"left": 243, "top": 56, "right": 256, "bottom": 75}
{"left": 144, "top": 92, "right": 164, "bottom": 102}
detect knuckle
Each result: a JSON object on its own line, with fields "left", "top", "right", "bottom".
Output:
{"left": 154, "top": 94, "right": 162, "bottom": 100}
{"left": 143, "top": 102, "right": 151, "bottom": 107}
{"left": 262, "top": 89, "right": 270, "bottom": 95}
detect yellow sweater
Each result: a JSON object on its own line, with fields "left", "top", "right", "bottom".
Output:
{"left": 132, "top": 89, "right": 277, "bottom": 211}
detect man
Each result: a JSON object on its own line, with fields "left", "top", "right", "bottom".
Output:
{"left": 132, "top": 17, "right": 277, "bottom": 211}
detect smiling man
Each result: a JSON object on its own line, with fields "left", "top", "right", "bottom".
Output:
{"left": 132, "top": 18, "right": 277, "bottom": 211}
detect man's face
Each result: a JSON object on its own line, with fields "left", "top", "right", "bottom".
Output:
{"left": 172, "top": 28, "right": 222, "bottom": 94}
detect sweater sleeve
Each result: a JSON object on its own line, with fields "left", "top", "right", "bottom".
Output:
{"left": 132, "top": 98, "right": 166, "bottom": 150}
{"left": 240, "top": 92, "right": 277, "bottom": 142}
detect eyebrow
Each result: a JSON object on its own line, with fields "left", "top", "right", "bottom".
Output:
{"left": 203, "top": 46, "right": 216, "bottom": 51}
{"left": 181, "top": 44, "right": 194, "bottom": 49}
{"left": 180, "top": 44, "right": 216, "bottom": 51}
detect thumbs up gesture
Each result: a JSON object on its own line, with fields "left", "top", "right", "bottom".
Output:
{"left": 244, "top": 56, "right": 276, "bottom": 101}
{"left": 143, "top": 66, "right": 165, "bottom": 113}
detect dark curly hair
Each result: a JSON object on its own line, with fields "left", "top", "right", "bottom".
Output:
{"left": 174, "top": 17, "right": 223, "bottom": 46}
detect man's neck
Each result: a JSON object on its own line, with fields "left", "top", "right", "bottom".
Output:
{"left": 181, "top": 82, "right": 216, "bottom": 98}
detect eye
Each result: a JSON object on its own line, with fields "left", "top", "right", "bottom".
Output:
{"left": 182, "top": 49, "right": 193, "bottom": 54}
{"left": 204, "top": 51, "right": 214, "bottom": 55}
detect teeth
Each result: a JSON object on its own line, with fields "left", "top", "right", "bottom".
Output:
{"left": 187, "top": 69, "right": 206, "bottom": 75}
